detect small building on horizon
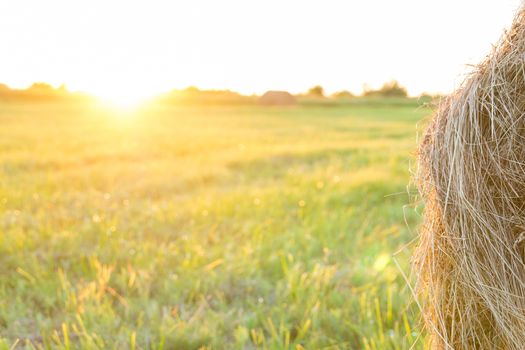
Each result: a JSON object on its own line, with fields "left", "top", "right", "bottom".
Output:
{"left": 259, "top": 90, "right": 296, "bottom": 106}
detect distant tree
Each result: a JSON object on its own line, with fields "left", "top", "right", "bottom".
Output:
{"left": 27, "top": 82, "right": 54, "bottom": 91}
{"left": 419, "top": 92, "right": 444, "bottom": 100}
{"left": 307, "top": 85, "right": 324, "bottom": 98}
{"left": 0, "top": 81, "right": 85, "bottom": 102}
{"left": 418, "top": 92, "right": 444, "bottom": 105}
{"left": 57, "top": 84, "right": 68, "bottom": 93}
{"left": 332, "top": 90, "right": 354, "bottom": 99}
{"left": 363, "top": 80, "right": 408, "bottom": 98}
{"left": 379, "top": 80, "right": 407, "bottom": 97}
{"left": 160, "top": 87, "right": 254, "bottom": 105}
{"left": 0, "top": 83, "right": 10, "bottom": 100}
{"left": 183, "top": 86, "right": 200, "bottom": 95}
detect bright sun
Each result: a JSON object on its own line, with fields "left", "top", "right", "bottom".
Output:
{"left": 92, "top": 85, "right": 156, "bottom": 111}
{"left": 96, "top": 93, "right": 146, "bottom": 110}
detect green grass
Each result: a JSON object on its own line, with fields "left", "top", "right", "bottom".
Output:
{"left": 0, "top": 102, "right": 428, "bottom": 349}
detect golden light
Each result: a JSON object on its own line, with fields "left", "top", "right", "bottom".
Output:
{"left": 93, "top": 85, "right": 154, "bottom": 112}
{"left": 97, "top": 94, "right": 143, "bottom": 111}
{"left": 0, "top": 0, "right": 521, "bottom": 97}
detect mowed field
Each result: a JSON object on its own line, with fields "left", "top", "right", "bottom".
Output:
{"left": 0, "top": 102, "right": 429, "bottom": 349}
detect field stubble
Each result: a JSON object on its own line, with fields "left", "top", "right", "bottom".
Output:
{"left": 0, "top": 102, "right": 428, "bottom": 349}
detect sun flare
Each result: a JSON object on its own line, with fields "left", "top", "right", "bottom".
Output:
{"left": 95, "top": 90, "right": 150, "bottom": 110}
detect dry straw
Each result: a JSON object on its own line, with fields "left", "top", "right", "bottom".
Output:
{"left": 414, "top": 4, "right": 525, "bottom": 349}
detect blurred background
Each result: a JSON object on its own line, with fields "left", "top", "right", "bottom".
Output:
{"left": 0, "top": 0, "right": 521, "bottom": 348}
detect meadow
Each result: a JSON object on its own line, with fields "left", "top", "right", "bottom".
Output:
{"left": 0, "top": 101, "right": 429, "bottom": 349}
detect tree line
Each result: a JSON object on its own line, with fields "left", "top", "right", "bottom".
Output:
{"left": 0, "top": 80, "right": 437, "bottom": 104}
{"left": 304, "top": 80, "right": 409, "bottom": 99}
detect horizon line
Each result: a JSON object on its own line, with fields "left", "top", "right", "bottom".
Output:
{"left": 0, "top": 80, "right": 448, "bottom": 99}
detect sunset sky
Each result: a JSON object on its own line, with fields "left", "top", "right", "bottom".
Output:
{"left": 0, "top": 0, "right": 522, "bottom": 102}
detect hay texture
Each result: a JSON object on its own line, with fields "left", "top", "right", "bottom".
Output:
{"left": 414, "top": 5, "right": 525, "bottom": 350}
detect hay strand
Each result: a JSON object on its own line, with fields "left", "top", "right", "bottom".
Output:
{"left": 414, "top": 4, "right": 525, "bottom": 349}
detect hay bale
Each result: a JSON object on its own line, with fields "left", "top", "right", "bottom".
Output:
{"left": 414, "top": 6, "right": 525, "bottom": 349}
{"left": 259, "top": 90, "right": 296, "bottom": 106}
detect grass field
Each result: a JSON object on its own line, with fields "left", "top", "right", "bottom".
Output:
{"left": 0, "top": 102, "right": 429, "bottom": 349}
